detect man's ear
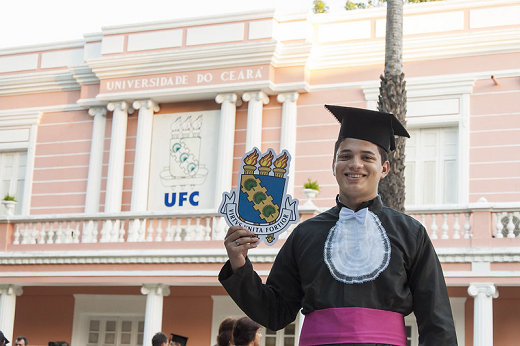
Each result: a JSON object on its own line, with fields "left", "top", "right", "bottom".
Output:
{"left": 381, "top": 160, "right": 390, "bottom": 179}
{"left": 332, "top": 159, "right": 336, "bottom": 176}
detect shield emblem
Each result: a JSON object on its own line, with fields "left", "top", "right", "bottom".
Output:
{"left": 219, "top": 148, "right": 299, "bottom": 245}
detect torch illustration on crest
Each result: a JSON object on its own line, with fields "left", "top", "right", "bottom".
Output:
{"left": 219, "top": 148, "right": 299, "bottom": 245}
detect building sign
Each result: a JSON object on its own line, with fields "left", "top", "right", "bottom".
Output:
{"left": 148, "top": 110, "right": 220, "bottom": 211}
{"left": 100, "top": 65, "right": 271, "bottom": 93}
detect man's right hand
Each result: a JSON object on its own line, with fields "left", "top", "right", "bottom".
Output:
{"left": 224, "top": 225, "right": 259, "bottom": 272}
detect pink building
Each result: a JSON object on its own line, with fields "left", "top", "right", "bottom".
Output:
{"left": 1, "top": 0, "right": 519, "bottom": 345}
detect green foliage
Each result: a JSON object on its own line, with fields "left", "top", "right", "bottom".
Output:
{"left": 303, "top": 178, "right": 320, "bottom": 191}
{"left": 345, "top": 1, "right": 366, "bottom": 10}
{"left": 344, "top": 0, "right": 444, "bottom": 11}
{"left": 3, "top": 194, "right": 16, "bottom": 202}
{"left": 313, "top": 0, "right": 329, "bottom": 14}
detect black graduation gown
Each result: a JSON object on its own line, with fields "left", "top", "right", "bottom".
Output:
{"left": 219, "top": 196, "right": 457, "bottom": 346}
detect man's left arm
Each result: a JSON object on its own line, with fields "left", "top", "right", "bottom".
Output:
{"left": 409, "top": 226, "right": 458, "bottom": 346}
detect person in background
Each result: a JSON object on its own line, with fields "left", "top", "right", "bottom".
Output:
{"left": 232, "top": 317, "right": 262, "bottom": 346}
{"left": 151, "top": 332, "right": 168, "bottom": 346}
{"left": 0, "top": 331, "right": 9, "bottom": 346}
{"left": 216, "top": 317, "right": 237, "bottom": 346}
{"left": 14, "top": 337, "right": 27, "bottom": 346}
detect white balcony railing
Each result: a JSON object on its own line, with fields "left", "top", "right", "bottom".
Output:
{"left": 406, "top": 200, "right": 520, "bottom": 241}
{"left": 1, "top": 200, "right": 519, "bottom": 246}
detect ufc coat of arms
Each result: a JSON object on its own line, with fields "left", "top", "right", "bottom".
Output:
{"left": 219, "top": 148, "right": 299, "bottom": 245}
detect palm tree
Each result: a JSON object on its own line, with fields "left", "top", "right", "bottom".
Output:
{"left": 377, "top": 0, "right": 407, "bottom": 212}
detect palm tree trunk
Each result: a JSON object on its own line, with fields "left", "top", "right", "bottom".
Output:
{"left": 377, "top": 0, "right": 408, "bottom": 212}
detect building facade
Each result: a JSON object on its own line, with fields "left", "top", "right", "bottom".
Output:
{"left": 1, "top": 0, "right": 520, "bottom": 345}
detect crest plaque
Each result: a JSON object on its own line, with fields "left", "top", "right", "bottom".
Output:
{"left": 219, "top": 148, "right": 299, "bottom": 245}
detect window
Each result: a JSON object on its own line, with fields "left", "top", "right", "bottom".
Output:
{"left": 87, "top": 316, "right": 144, "bottom": 346}
{"left": 0, "top": 151, "right": 26, "bottom": 214}
{"left": 262, "top": 321, "right": 297, "bottom": 346}
{"left": 405, "top": 127, "right": 459, "bottom": 206}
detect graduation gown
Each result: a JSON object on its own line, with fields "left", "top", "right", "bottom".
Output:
{"left": 219, "top": 196, "right": 457, "bottom": 346}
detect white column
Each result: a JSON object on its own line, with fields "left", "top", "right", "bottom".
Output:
{"left": 242, "top": 91, "right": 269, "bottom": 151}
{"left": 85, "top": 107, "right": 107, "bottom": 213}
{"left": 105, "top": 101, "right": 134, "bottom": 213}
{"left": 277, "top": 92, "right": 299, "bottom": 196}
{"left": 468, "top": 283, "right": 499, "bottom": 346}
{"left": 131, "top": 100, "right": 160, "bottom": 212}
{"left": 215, "top": 93, "right": 240, "bottom": 207}
{"left": 141, "top": 284, "right": 170, "bottom": 346}
{"left": 0, "top": 285, "right": 23, "bottom": 342}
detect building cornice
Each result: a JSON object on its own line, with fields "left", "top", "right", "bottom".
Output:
{"left": 0, "top": 248, "right": 278, "bottom": 265}
{"left": 308, "top": 27, "right": 520, "bottom": 70}
{"left": 1, "top": 247, "right": 520, "bottom": 266}
{"left": 0, "top": 70, "right": 80, "bottom": 96}
{"left": 68, "top": 64, "right": 99, "bottom": 85}
{"left": 101, "top": 10, "right": 278, "bottom": 35}
{"left": 87, "top": 41, "right": 288, "bottom": 80}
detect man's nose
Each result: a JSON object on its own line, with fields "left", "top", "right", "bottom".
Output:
{"left": 348, "top": 156, "right": 363, "bottom": 168}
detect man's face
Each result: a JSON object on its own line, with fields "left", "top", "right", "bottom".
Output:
{"left": 15, "top": 340, "right": 26, "bottom": 346}
{"left": 333, "top": 138, "right": 389, "bottom": 208}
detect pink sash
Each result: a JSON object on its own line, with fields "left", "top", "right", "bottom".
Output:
{"left": 299, "top": 307, "right": 406, "bottom": 346}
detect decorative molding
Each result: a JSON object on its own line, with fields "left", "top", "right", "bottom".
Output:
{"left": 87, "top": 41, "right": 279, "bottom": 79}
{"left": 308, "top": 27, "right": 520, "bottom": 70}
{"left": 0, "top": 249, "right": 277, "bottom": 266}
{"left": 101, "top": 10, "right": 277, "bottom": 35}
{"left": 68, "top": 64, "right": 99, "bottom": 85}
{"left": 0, "top": 70, "right": 80, "bottom": 96}
{"left": 1, "top": 247, "right": 520, "bottom": 266}
{"left": 467, "top": 283, "right": 499, "bottom": 298}
{"left": 0, "top": 109, "right": 42, "bottom": 128}
{"left": 0, "top": 39, "right": 86, "bottom": 56}
{"left": 0, "top": 285, "right": 23, "bottom": 296}
{"left": 141, "top": 283, "right": 170, "bottom": 297}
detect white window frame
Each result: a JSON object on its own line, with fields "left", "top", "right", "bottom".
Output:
{"left": 0, "top": 109, "right": 42, "bottom": 215}
{"left": 363, "top": 74, "right": 473, "bottom": 207}
{"left": 86, "top": 315, "right": 144, "bottom": 346}
{"left": 71, "top": 294, "right": 146, "bottom": 346}
{"left": 405, "top": 126, "right": 459, "bottom": 205}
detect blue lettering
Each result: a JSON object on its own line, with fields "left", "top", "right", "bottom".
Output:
{"left": 189, "top": 191, "right": 199, "bottom": 206}
{"left": 164, "top": 193, "right": 176, "bottom": 207}
{"left": 164, "top": 191, "right": 200, "bottom": 207}
{"left": 179, "top": 192, "right": 188, "bottom": 206}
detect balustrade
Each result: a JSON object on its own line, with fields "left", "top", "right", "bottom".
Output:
{"left": 406, "top": 203, "right": 520, "bottom": 241}
{"left": 3, "top": 202, "right": 520, "bottom": 246}
{"left": 8, "top": 212, "right": 227, "bottom": 245}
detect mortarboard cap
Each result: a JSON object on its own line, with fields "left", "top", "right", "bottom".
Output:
{"left": 170, "top": 333, "right": 188, "bottom": 346}
{"left": 0, "top": 331, "right": 9, "bottom": 344}
{"left": 325, "top": 104, "right": 410, "bottom": 152}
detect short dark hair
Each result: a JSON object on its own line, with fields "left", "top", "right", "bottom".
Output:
{"left": 334, "top": 137, "right": 388, "bottom": 165}
{"left": 152, "top": 333, "right": 168, "bottom": 346}
{"left": 217, "top": 317, "right": 236, "bottom": 346}
{"left": 16, "top": 337, "right": 28, "bottom": 345}
{"left": 232, "top": 317, "right": 261, "bottom": 346}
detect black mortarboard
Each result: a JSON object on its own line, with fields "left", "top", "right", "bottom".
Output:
{"left": 0, "top": 331, "right": 9, "bottom": 344}
{"left": 170, "top": 334, "right": 188, "bottom": 346}
{"left": 325, "top": 105, "right": 410, "bottom": 152}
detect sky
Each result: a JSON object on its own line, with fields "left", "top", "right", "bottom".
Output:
{"left": 0, "top": 0, "right": 351, "bottom": 50}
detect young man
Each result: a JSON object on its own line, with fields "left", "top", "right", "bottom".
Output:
{"left": 219, "top": 105, "right": 457, "bottom": 346}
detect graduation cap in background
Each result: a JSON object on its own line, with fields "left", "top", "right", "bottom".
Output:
{"left": 169, "top": 334, "right": 188, "bottom": 346}
{"left": 325, "top": 104, "right": 410, "bottom": 152}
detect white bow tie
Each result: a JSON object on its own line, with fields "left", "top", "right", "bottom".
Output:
{"left": 339, "top": 207, "right": 368, "bottom": 225}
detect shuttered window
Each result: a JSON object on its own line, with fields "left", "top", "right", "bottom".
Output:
{"left": 405, "top": 127, "right": 459, "bottom": 206}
